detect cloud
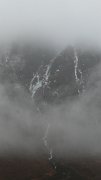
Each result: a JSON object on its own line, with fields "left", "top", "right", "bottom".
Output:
{"left": 0, "top": 84, "right": 44, "bottom": 156}
{"left": 41, "top": 63, "right": 101, "bottom": 158}
{"left": 0, "top": 62, "right": 101, "bottom": 159}
{"left": 0, "top": 0, "right": 100, "bottom": 47}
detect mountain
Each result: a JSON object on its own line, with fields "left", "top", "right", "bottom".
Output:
{"left": 0, "top": 42, "right": 55, "bottom": 89}
{"left": 0, "top": 43, "right": 101, "bottom": 179}
{"left": 0, "top": 44, "right": 101, "bottom": 104}
{"left": 29, "top": 46, "right": 101, "bottom": 104}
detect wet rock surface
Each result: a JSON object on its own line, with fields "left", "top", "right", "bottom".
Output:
{"left": 0, "top": 156, "right": 101, "bottom": 179}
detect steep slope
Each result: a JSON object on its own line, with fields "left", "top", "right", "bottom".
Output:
{"left": 30, "top": 46, "right": 101, "bottom": 104}
{"left": 0, "top": 44, "right": 101, "bottom": 179}
{"left": 0, "top": 43, "right": 55, "bottom": 89}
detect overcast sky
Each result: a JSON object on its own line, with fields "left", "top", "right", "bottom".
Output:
{"left": 0, "top": 0, "right": 101, "bottom": 47}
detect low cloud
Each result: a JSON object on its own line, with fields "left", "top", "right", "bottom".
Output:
{"left": 0, "top": 63, "right": 101, "bottom": 159}
{"left": 0, "top": 0, "right": 101, "bottom": 48}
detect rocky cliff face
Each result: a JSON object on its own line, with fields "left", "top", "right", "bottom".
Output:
{"left": 0, "top": 44, "right": 101, "bottom": 104}
{"left": 29, "top": 46, "right": 101, "bottom": 104}
{"left": 0, "top": 44, "right": 101, "bottom": 179}
{"left": 0, "top": 43, "right": 55, "bottom": 90}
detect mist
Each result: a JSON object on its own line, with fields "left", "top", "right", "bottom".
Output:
{"left": 0, "top": 0, "right": 101, "bottom": 48}
{"left": 0, "top": 0, "right": 101, "bottom": 158}
{"left": 0, "top": 84, "right": 45, "bottom": 156}
{"left": 41, "top": 63, "right": 101, "bottom": 158}
{"left": 0, "top": 61, "right": 101, "bottom": 159}
{"left": 0, "top": 1, "right": 101, "bottom": 179}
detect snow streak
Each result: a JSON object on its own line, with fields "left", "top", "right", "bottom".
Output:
{"left": 29, "top": 73, "right": 42, "bottom": 98}
{"left": 29, "top": 57, "right": 55, "bottom": 98}
{"left": 74, "top": 50, "right": 79, "bottom": 83}
{"left": 43, "top": 123, "right": 56, "bottom": 169}
{"left": 74, "top": 49, "right": 84, "bottom": 94}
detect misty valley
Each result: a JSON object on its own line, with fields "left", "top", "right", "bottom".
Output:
{"left": 0, "top": 0, "right": 101, "bottom": 179}
{"left": 0, "top": 42, "right": 101, "bottom": 179}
